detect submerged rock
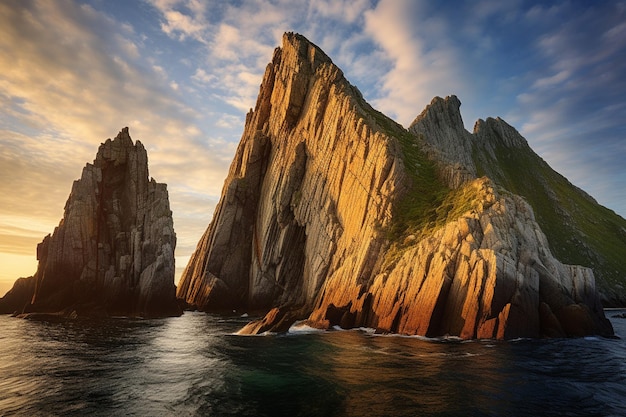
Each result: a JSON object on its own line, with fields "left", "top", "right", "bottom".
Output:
{"left": 0, "top": 128, "right": 180, "bottom": 318}
{"left": 178, "top": 32, "right": 615, "bottom": 338}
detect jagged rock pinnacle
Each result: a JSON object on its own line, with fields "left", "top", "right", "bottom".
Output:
{"left": 0, "top": 128, "right": 180, "bottom": 318}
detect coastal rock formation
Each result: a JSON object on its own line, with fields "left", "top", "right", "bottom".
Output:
{"left": 410, "top": 96, "right": 626, "bottom": 306}
{"left": 178, "top": 32, "right": 405, "bottom": 314}
{"left": 304, "top": 178, "right": 610, "bottom": 338}
{"left": 0, "top": 128, "right": 180, "bottom": 317}
{"left": 179, "top": 32, "right": 616, "bottom": 338}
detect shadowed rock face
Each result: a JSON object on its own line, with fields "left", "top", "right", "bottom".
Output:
{"left": 179, "top": 32, "right": 615, "bottom": 338}
{"left": 0, "top": 128, "right": 180, "bottom": 318}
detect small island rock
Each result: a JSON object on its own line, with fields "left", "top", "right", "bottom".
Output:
{"left": 0, "top": 128, "right": 180, "bottom": 318}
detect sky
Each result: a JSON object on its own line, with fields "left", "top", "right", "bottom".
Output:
{"left": 1, "top": 0, "right": 625, "bottom": 296}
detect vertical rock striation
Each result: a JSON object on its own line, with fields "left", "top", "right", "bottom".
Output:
{"left": 0, "top": 128, "right": 180, "bottom": 317}
{"left": 307, "top": 178, "right": 611, "bottom": 338}
{"left": 179, "top": 33, "right": 615, "bottom": 338}
{"left": 178, "top": 32, "right": 405, "bottom": 315}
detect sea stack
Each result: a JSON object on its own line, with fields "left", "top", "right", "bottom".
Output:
{"left": 178, "top": 33, "right": 620, "bottom": 338}
{"left": 0, "top": 128, "right": 180, "bottom": 318}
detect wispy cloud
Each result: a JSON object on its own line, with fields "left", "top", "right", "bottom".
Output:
{"left": 513, "top": 2, "right": 626, "bottom": 213}
{"left": 0, "top": 0, "right": 234, "bottom": 281}
{"left": 362, "top": 0, "right": 465, "bottom": 125}
{"left": 147, "top": 0, "right": 378, "bottom": 112}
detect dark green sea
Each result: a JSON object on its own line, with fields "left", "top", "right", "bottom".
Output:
{"left": 1, "top": 310, "right": 625, "bottom": 416}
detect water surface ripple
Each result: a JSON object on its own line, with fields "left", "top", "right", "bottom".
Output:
{"left": 1, "top": 311, "right": 625, "bottom": 416}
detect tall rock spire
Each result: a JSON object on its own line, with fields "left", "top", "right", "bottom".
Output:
{"left": 0, "top": 128, "right": 180, "bottom": 318}
{"left": 409, "top": 95, "right": 476, "bottom": 188}
{"left": 177, "top": 32, "right": 405, "bottom": 313}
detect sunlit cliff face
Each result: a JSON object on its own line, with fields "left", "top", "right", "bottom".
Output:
{"left": 178, "top": 33, "right": 615, "bottom": 339}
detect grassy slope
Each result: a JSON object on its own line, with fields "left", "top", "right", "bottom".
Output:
{"left": 474, "top": 142, "right": 626, "bottom": 304}
{"left": 355, "top": 95, "right": 626, "bottom": 305}
{"left": 360, "top": 104, "right": 485, "bottom": 270}
{"left": 362, "top": 105, "right": 447, "bottom": 238}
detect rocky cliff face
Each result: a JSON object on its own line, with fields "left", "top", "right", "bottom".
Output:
{"left": 177, "top": 32, "right": 405, "bottom": 315}
{"left": 0, "top": 128, "right": 180, "bottom": 317}
{"left": 302, "top": 178, "right": 610, "bottom": 338}
{"left": 410, "top": 96, "right": 626, "bottom": 306}
{"left": 178, "top": 32, "right": 615, "bottom": 338}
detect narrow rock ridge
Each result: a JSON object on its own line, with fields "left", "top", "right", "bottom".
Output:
{"left": 410, "top": 97, "right": 626, "bottom": 305}
{"left": 408, "top": 96, "right": 531, "bottom": 189}
{"left": 180, "top": 32, "right": 614, "bottom": 338}
{"left": 0, "top": 128, "right": 180, "bottom": 318}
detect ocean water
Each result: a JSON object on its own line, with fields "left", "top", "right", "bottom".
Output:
{"left": 1, "top": 311, "right": 625, "bottom": 417}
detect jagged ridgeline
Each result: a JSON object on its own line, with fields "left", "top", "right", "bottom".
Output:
{"left": 410, "top": 97, "right": 626, "bottom": 307}
{"left": 0, "top": 128, "right": 181, "bottom": 318}
{"left": 178, "top": 32, "right": 622, "bottom": 338}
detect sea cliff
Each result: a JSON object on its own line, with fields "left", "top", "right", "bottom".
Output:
{"left": 180, "top": 33, "right": 616, "bottom": 338}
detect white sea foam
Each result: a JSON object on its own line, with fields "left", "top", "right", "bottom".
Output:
{"left": 357, "top": 327, "right": 376, "bottom": 334}
{"left": 232, "top": 328, "right": 276, "bottom": 336}
{"left": 288, "top": 321, "right": 325, "bottom": 334}
{"left": 509, "top": 337, "right": 532, "bottom": 343}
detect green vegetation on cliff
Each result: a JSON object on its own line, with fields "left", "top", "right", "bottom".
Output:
{"left": 474, "top": 141, "right": 626, "bottom": 304}
{"left": 362, "top": 100, "right": 626, "bottom": 305}
{"left": 361, "top": 104, "right": 490, "bottom": 276}
{"left": 363, "top": 105, "right": 451, "bottom": 241}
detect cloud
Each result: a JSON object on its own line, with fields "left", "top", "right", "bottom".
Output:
{"left": 513, "top": 2, "right": 626, "bottom": 216}
{"left": 161, "top": 9, "right": 207, "bottom": 41}
{"left": 308, "top": 0, "right": 372, "bottom": 24}
{"left": 150, "top": 0, "right": 210, "bottom": 42}
{"left": 147, "top": 0, "right": 379, "bottom": 114}
{"left": 361, "top": 0, "right": 467, "bottom": 126}
{"left": 531, "top": 70, "right": 571, "bottom": 89}
{"left": 192, "top": 68, "right": 216, "bottom": 84}
{"left": 0, "top": 0, "right": 236, "bottom": 283}
{"left": 0, "top": 129, "right": 83, "bottom": 230}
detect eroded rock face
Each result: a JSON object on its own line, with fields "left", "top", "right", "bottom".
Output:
{"left": 177, "top": 32, "right": 405, "bottom": 314}
{"left": 410, "top": 97, "right": 626, "bottom": 307}
{"left": 408, "top": 95, "right": 476, "bottom": 189}
{"left": 0, "top": 128, "right": 180, "bottom": 317}
{"left": 306, "top": 178, "right": 612, "bottom": 338}
{"left": 178, "top": 32, "right": 613, "bottom": 338}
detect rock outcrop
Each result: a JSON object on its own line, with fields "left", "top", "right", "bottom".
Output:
{"left": 410, "top": 96, "right": 626, "bottom": 306}
{"left": 177, "top": 32, "right": 404, "bottom": 315}
{"left": 303, "top": 178, "right": 611, "bottom": 338}
{"left": 179, "top": 32, "right": 615, "bottom": 338}
{"left": 0, "top": 128, "right": 180, "bottom": 318}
